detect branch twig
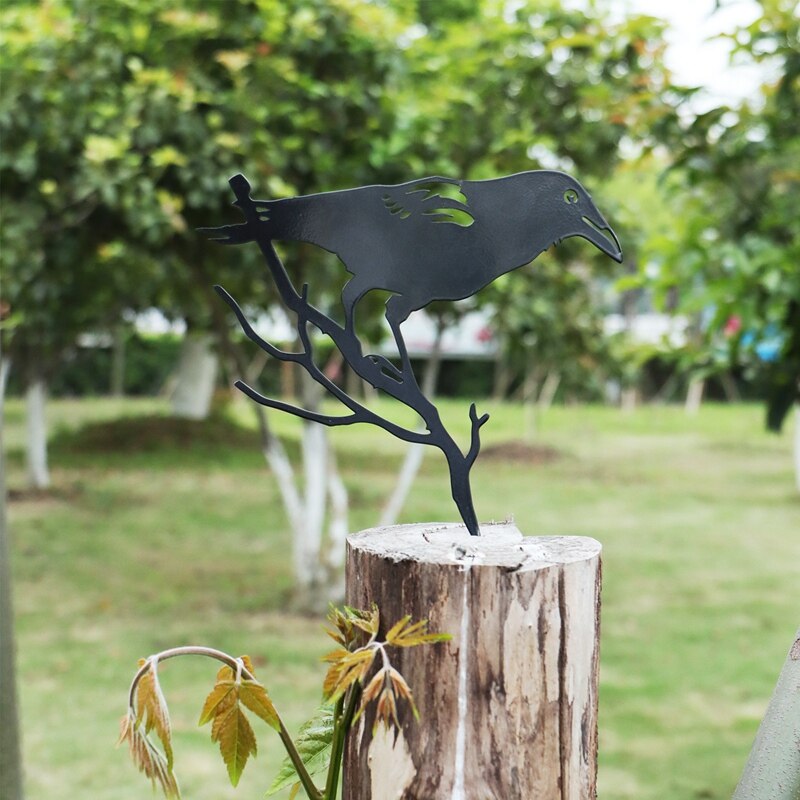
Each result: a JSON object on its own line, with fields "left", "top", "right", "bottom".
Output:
{"left": 466, "top": 403, "right": 491, "bottom": 467}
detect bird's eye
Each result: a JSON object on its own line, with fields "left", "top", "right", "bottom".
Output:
{"left": 563, "top": 189, "right": 579, "bottom": 204}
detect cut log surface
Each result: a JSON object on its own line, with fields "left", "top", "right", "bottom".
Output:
{"left": 344, "top": 522, "right": 602, "bottom": 800}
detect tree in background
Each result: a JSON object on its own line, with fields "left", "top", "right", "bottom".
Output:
{"left": 642, "top": 0, "right": 799, "bottom": 485}
{"left": 0, "top": 0, "right": 411, "bottom": 601}
{"left": 1, "top": 0, "right": 685, "bottom": 590}
{"left": 391, "top": 1, "right": 678, "bottom": 426}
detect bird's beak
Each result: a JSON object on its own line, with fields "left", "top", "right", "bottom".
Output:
{"left": 580, "top": 210, "right": 623, "bottom": 263}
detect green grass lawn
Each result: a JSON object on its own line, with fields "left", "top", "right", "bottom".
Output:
{"left": 5, "top": 396, "right": 798, "bottom": 799}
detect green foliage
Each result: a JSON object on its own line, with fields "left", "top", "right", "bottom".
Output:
{"left": 640, "top": 1, "right": 800, "bottom": 428}
{"left": 485, "top": 257, "right": 615, "bottom": 396}
{"left": 0, "top": 0, "right": 409, "bottom": 383}
{"left": 0, "top": 0, "right": 685, "bottom": 401}
{"left": 2, "top": 0, "right": 792, "bottom": 418}
{"left": 267, "top": 705, "right": 335, "bottom": 797}
{"left": 387, "top": 2, "right": 678, "bottom": 387}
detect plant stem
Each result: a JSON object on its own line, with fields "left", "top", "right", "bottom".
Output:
{"left": 277, "top": 718, "right": 323, "bottom": 800}
{"left": 323, "top": 695, "right": 346, "bottom": 800}
{"left": 325, "top": 685, "right": 362, "bottom": 800}
{"left": 126, "top": 646, "right": 323, "bottom": 799}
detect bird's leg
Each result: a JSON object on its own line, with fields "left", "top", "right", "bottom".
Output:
{"left": 339, "top": 282, "right": 403, "bottom": 384}
{"left": 340, "top": 279, "right": 366, "bottom": 339}
{"left": 385, "top": 311, "right": 421, "bottom": 391}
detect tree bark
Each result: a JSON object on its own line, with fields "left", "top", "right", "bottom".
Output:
{"left": 538, "top": 370, "right": 561, "bottom": 412}
{"left": 492, "top": 353, "right": 513, "bottom": 400}
{"left": 733, "top": 627, "right": 800, "bottom": 800}
{"left": 1, "top": 347, "right": 24, "bottom": 799}
{"left": 170, "top": 332, "right": 218, "bottom": 419}
{"left": 299, "top": 420, "right": 328, "bottom": 589}
{"left": 326, "top": 446, "right": 349, "bottom": 571}
{"left": 344, "top": 522, "right": 602, "bottom": 800}
{"left": 25, "top": 378, "right": 49, "bottom": 489}
{"left": 685, "top": 377, "right": 704, "bottom": 415}
{"left": 794, "top": 406, "right": 799, "bottom": 494}
{"left": 522, "top": 364, "right": 541, "bottom": 442}
{"left": 620, "top": 386, "right": 638, "bottom": 413}
{"left": 0, "top": 358, "right": 10, "bottom": 402}
{"left": 110, "top": 323, "right": 127, "bottom": 397}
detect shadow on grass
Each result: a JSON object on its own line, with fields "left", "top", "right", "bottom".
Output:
{"left": 50, "top": 413, "right": 258, "bottom": 454}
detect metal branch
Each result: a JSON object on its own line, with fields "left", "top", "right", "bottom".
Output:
{"left": 235, "top": 381, "right": 360, "bottom": 427}
{"left": 220, "top": 276, "right": 430, "bottom": 442}
{"left": 214, "top": 285, "right": 298, "bottom": 362}
{"left": 235, "top": 380, "right": 430, "bottom": 445}
{"left": 466, "top": 403, "right": 491, "bottom": 467}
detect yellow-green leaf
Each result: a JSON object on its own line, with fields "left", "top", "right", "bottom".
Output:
{"left": 135, "top": 659, "right": 174, "bottom": 768}
{"left": 321, "top": 648, "right": 349, "bottom": 664}
{"left": 322, "top": 648, "right": 375, "bottom": 701}
{"left": 238, "top": 680, "right": 280, "bottom": 731}
{"left": 216, "top": 704, "right": 257, "bottom": 787}
{"left": 198, "top": 680, "right": 237, "bottom": 726}
{"left": 384, "top": 615, "right": 413, "bottom": 645}
{"left": 119, "top": 709, "right": 180, "bottom": 798}
{"left": 386, "top": 617, "right": 451, "bottom": 647}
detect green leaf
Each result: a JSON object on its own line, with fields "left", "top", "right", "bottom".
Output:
{"left": 266, "top": 705, "right": 335, "bottom": 796}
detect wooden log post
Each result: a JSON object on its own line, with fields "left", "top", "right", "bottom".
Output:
{"left": 344, "top": 522, "right": 602, "bottom": 800}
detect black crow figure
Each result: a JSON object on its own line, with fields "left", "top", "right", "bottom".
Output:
{"left": 208, "top": 171, "right": 622, "bottom": 361}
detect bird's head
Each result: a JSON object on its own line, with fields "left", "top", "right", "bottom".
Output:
{"left": 521, "top": 172, "right": 623, "bottom": 264}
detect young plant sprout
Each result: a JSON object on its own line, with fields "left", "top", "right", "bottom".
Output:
{"left": 119, "top": 605, "right": 449, "bottom": 799}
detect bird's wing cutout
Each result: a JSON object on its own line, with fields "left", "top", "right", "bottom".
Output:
{"left": 382, "top": 179, "right": 475, "bottom": 227}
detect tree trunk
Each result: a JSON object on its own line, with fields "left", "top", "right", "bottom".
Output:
{"left": 794, "top": 406, "right": 800, "bottom": 494}
{"left": 621, "top": 386, "right": 638, "bottom": 413}
{"left": 537, "top": 370, "right": 561, "bottom": 412}
{"left": 685, "top": 377, "right": 704, "bottom": 415}
{"left": 280, "top": 360, "right": 296, "bottom": 399}
{"left": 720, "top": 370, "right": 740, "bottom": 402}
{"left": 1, "top": 347, "right": 24, "bottom": 799}
{"left": 379, "top": 445, "right": 426, "bottom": 528}
{"left": 326, "top": 447, "right": 349, "bottom": 570}
{"left": 0, "top": 358, "right": 10, "bottom": 403}
{"left": 170, "top": 332, "right": 218, "bottom": 419}
{"left": 299, "top": 421, "right": 327, "bottom": 588}
{"left": 110, "top": 323, "right": 127, "bottom": 397}
{"left": 492, "top": 353, "right": 513, "bottom": 400}
{"left": 344, "top": 522, "right": 602, "bottom": 799}
{"left": 522, "top": 365, "right": 540, "bottom": 442}
{"left": 26, "top": 378, "right": 49, "bottom": 489}
{"left": 732, "top": 627, "right": 800, "bottom": 799}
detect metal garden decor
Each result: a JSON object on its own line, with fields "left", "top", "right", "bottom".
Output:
{"left": 204, "top": 171, "right": 622, "bottom": 535}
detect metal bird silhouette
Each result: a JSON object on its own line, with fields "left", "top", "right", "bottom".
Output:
{"left": 205, "top": 171, "right": 621, "bottom": 367}
{"left": 205, "top": 171, "right": 622, "bottom": 535}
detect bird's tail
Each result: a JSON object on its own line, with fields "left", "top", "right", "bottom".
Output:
{"left": 199, "top": 174, "right": 269, "bottom": 245}
{"left": 197, "top": 222, "right": 254, "bottom": 244}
